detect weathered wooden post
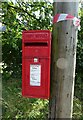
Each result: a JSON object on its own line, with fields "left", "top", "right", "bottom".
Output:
{"left": 49, "top": 1, "right": 79, "bottom": 119}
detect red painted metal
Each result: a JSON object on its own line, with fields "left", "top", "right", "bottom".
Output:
{"left": 22, "top": 30, "right": 51, "bottom": 99}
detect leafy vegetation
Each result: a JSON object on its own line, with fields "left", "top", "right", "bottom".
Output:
{"left": 2, "top": 1, "right": 53, "bottom": 79}
{"left": 1, "top": 1, "right": 83, "bottom": 119}
{"left": 74, "top": 8, "right": 83, "bottom": 118}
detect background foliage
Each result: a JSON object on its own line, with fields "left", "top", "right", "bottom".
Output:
{"left": 2, "top": 1, "right": 53, "bottom": 79}
{"left": 1, "top": 1, "right": 83, "bottom": 119}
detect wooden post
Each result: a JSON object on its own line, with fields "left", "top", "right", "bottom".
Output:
{"left": 49, "top": 2, "right": 79, "bottom": 119}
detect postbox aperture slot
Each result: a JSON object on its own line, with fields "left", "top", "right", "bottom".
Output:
{"left": 24, "top": 42, "right": 48, "bottom": 47}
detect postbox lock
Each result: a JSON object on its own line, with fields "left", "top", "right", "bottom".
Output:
{"left": 34, "top": 58, "right": 38, "bottom": 62}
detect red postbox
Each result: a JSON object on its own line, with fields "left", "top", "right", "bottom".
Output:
{"left": 22, "top": 30, "right": 51, "bottom": 99}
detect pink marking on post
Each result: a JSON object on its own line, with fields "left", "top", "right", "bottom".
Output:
{"left": 53, "top": 14, "right": 60, "bottom": 23}
{"left": 66, "top": 14, "right": 74, "bottom": 20}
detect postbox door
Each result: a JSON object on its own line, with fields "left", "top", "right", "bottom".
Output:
{"left": 22, "top": 58, "right": 50, "bottom": 99}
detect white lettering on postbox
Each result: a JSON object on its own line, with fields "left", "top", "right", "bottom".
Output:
{"left": 26, "top": 33, "right": 48, "bottom": 39}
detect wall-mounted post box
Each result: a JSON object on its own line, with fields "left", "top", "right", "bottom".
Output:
{"left": 22, "top": 30, "right": 51, "bottom": 99}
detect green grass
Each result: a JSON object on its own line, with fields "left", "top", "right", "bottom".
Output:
{"left": 2, "top": 78, "right": 83, "bottom": 119}
{"left": 73, "top": 97, "right": 83, "bottom": 119}
{"left": 2, "top": 79, "right": 48, "bottom": 120}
